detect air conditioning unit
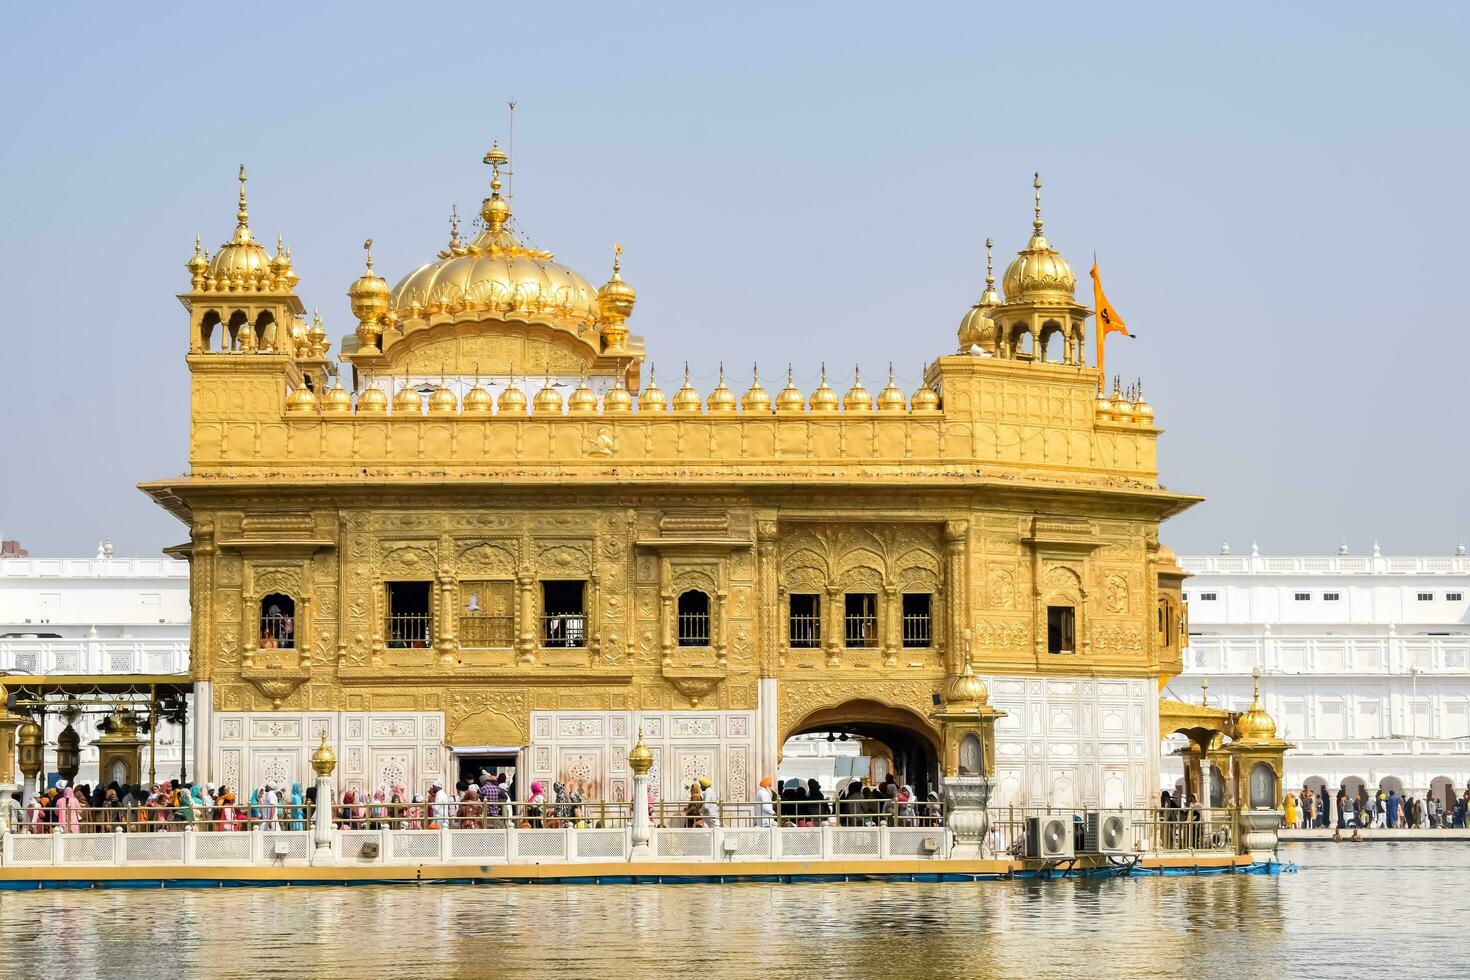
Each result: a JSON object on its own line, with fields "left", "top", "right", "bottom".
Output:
{"left": 1083, "top": 811, "right": 1131, "bottom": 855}
{"left": 1024, "top": 815, "right": 1074, "bottom": 860}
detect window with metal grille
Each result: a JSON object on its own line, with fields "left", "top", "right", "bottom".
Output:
{"left": 788, "top": 594, "right": 821, "bottom": 647}
{"left": 1199, "top": 592, "right": 1217, "bottom": 601}
{"left": 459, "top": 580, "right": 514, "bottom": 648}
{"left": 542, "top": 581, "right": 586, "bottom": 648}
{"left": 1418, "top": 592, "right": 1434, "bottom": 602}
{"left": 1047, "top": 605, "right": 1075, "bottom": 654}
{"left": 1323, "top": 592, "right": 1341, "bottom": 601}
{"left": 1448, "top": 593, "right": 1464, "bottom": 602}
{"left": 677, "top": 590, "right": 710, "bottom": 646}
{"left": 1294, "top": 592, "right": 1310, "bottom": 601}
{"left": 386, "top": 582, "right": 431, "bottom": 648}
{"left": 844, "top": 593, "right": 878, "bottom": 648}
{"left": 259, "top": 593, "right": 296, "bottom": 650}
{"left": 901, "top": 593, "right": 931, "bottom": 648}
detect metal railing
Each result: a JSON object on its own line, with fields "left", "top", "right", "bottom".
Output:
{"left": 258, "top": 612, "right": 295, "bottom": 649}
{"left": 902, "top": 612, "right": 932, "bottom": 648}
{"left": 987, "top": 806, "right": 1238, "bottom": 857}
{"left": 788, "top": 613, "right": 821, "bottom": 647}
{"left": 541, "top": 614, "right": 586, "bottom": 648}
{"left": 386, "top": 613, "right": 432, "bottom": 648}
{"left": 677, "top": 609, "right": 710, "bottom": 647}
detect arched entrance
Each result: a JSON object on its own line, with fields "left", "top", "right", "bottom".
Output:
{"left": 779, "top": 699, "right": 941, "bottom": 799}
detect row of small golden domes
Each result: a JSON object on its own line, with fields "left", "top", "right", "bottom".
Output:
{"left": 287, "top": 365, "right": 941, "bottom": 416}
{"left": 1097, "top": 377, "right": 1154, "bottom": 424}
{"left": 187, "top": 168, "right": 300, "bottom": 294}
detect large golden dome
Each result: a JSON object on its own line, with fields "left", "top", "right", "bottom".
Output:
{"left": 208, "top": 167, "right": 275, "bottom": 288}
{"left": 1002, "top": 174, "right": 1076, "bottom": 303}
{"left": 389, "top": 147, "right": 600, "bottom": 335}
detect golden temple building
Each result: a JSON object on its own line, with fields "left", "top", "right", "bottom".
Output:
{"left": 141, "top": 150, "right": 1202, "bottom": 809}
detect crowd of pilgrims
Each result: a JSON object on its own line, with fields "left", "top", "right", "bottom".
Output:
{"left": 8, "top": 771, "right": 943, "bottom": 832}
{"left": 1282, "top": 785, "right": 1470, "bottom": 835}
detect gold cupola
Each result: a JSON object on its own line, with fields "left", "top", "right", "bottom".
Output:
{"left": 427, "top": 377, "right": 458, "bottom": 415}
{"left": 809, "top": 365, "right": 839, "bottom": 414}
{"left": 568, "top": 376, "right": 600, "bottom": 415}
{"left": 348, "top": 238, "right": 391, "bottom": 350}
{"left": 775, "top": 366, "right": 806, "bottom": 415}
{"left": 1002, "top": 174, "right": 1077, "bottom": 303}
{"left": 285, "top": 384, "right": 318, "bottom": 415}
{"left": 638, "top": 367, "right": 667, "bottom": 413}
{"left": 1095, "top": 385, "right": 1116, "bottom": 421}
{"left": 533, "top": 378, "right": 564, "bottom": 415}
{"left": 597, "top": 244, "right": 636, "bottom": 354}
{"left": 357, "top": 381, "right": 388, "bottom": 415}
{"left": 208, "top": 167, "right": 275, "bottom": 290}
{"left": 321, "top": 380, "right": 353, "bottom": 415}
{"left": 842, "top": 367, "right": 872, "bottom": 413}
{"left": 1235, "top": 668, "right": 1278, "bottom": 743}
{"left": 602, "top": 380, "right": 633, "bottom": 414}
{"left": 673, "top": 365, "right": 703, "bottom": 414}
{"left": 498, "top": 376, "right": 529, "bottom": 415}
{"left": 387, "top": 145, "right": 601, "bottom": 336}
{"left": 707, "top": 364, "right": 737, "bottom": 413}
{"left": 958, "top": 237, "right": 1000, "bottom": 352}
{"left": 1110, "top": 378, "right": 1135, "bottom": 423}
{"left": 911, "top": 369, "right": 940, "bottom": 413}
{"left": 462, "top": 375, "right": 493, "bottom": 415}
{"left": 186, "top": 235, "right": 208, "bottom": 288}
{"left": 741, "top": 365, "right": 772, "bottom": 414}
{"left": 876, "top": 365, "right": 907, "bottom": 412}
{"left": 393, "top": 383, "right": 424, "bottom": 415}
{"left": 1133, "top": 381, "right": 1155, "bottom": 425}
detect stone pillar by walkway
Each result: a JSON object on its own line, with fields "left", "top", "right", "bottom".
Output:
{"left": 628, "top": 728, "right": 653, "bottom": 861}
{"left": 310, "top": 733, "right": 337, "bottom": 865}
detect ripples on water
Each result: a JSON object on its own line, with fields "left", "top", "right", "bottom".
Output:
{"left": 0, "top": 843, "right": 1463, "bottom": 979}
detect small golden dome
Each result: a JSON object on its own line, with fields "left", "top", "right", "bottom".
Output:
{"left": 775, "top": 367, "right": 806, "bottom": 415}
{"left": 707, "top": 365, "right": 737, "bottom": 413}
{"left": 568, "top": 377, "right": 599, "bottom": 415}
{"left": 1236, "top": 670, "right": 1278, "bottom": 742}
{"left": 498, "top": 378, "right": 529, "bottom": 415}
{"left": 809, "top": 366, "right": 839, "bottom": 413}
{"left": 533, "top": 379, "right": 564, "bottom": 415}
{"left": 285, "top": 384, "right": 318, "bottom": 415}
{"left": 1134, "top": 383, "right": 1155, "bottom": 425}
{"left": 957, "top": 305, "right": 996, "bottom": 352}
{"left": 673, "top": 366, "right": 703, "bottom": 414}
{"left": 603, "top": 381, "right": 633, "bottom": 414}
{"left": 357, "top": 384, "right": 388, "bottom": 415}
{"left": 427, "top": 380, "right": 458, "bottom": 415}
{"left": 945, "top": 662, "right": 989, "bottom": 707}
{"left": 877, "top": 366, "right": 907, "bottom": 412}
{"left": 842, "top": 368, "right": 872, "bottom": 413}
{"left": 741, "top": 366, "right": 772, "bottom": 414}
{"left": 348, "top": 238, "right": 391, "bottom": 323}
{"left": 1111, "top": 380, "right": 1135, "bottom": 422}
{"left": 186, "top": 235, "right": 208, "bottom": 281}
{"left": 306, "top": 310, "right": 328, "bottom": 356}
{"left": 208, "top": 167, "right": 275, "bottom": 290}
{"left": 462, "top": 379, "right": 493, "bottom": 415}
{"left": 1157, "top": 543, "right": 1177, "bottom": 566}
{"left": 627, "top": 728, "right": 654, "bottom": 776}
{"left": 310, "top": 732, "right": 337, "bottom": 777}
{"left": 1096, "top": 388, "right": 1116, "bottom": 421}
{"left": 911, "top": 374, "right": 940, "bottom": 412}
{"left": 321, "top": 381, "right": 353, "bottom": 415}
{"left": 597, "top": 244, "right": 637, "bottom": 324}
{"left": 638, "top": 369, "right": 667, "bottom": 413}
{"left": 979, "top": 236, "right": 1002, "bottom": 308}
{"left": 393, "top": 384, "right": 424, "bottom": 415}
{"left": 1002, "top": 174, "right": 1077, "bottom": 303}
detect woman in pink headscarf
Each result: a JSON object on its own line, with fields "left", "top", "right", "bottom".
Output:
{"left": 525, "top": 781, "right": 545, "bottom": 828}
{"left": 57, "top": 786, "right": 83, "bottom": 834}
{"left": 390, "top": 783, "right": 408, "bottom": 828}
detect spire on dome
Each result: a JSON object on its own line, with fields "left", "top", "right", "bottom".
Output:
{"left": 232, "top": 165, "right": 253, "bottom": 243}
{"left": 482, "top": 142, "right": 512, "bottom": 233}
{"left": 1032, "top": 171, "right": 1043, "bottom": 235}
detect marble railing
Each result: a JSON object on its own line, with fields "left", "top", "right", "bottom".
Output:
{"left": 1184, "top": 635, "right": 1470, "bottom": 675}
{"left": 0, "top": 638, "right": 190, "bottom": 676}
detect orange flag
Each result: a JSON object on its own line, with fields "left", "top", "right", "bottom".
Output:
{"left": 1091, "top": 259, "right": 1132, "bottom": 389}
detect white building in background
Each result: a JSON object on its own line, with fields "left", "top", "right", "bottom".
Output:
{"left": 1168, "top": 544, "right": 1470, "bottom": 805}
{"left": 0, "top": 545, "right": 190, "bottom": 784}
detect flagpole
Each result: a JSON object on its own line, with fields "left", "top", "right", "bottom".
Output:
{"left": 1092, "top": 252, "right": 1105, "bottom": 391}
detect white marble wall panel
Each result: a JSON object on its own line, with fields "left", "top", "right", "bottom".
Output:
{"left": 530, "top": 710, "right": 757, "bottom": 803}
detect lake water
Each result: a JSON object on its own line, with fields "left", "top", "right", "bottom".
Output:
{"left": 0, "top": 843, "right": 1462, "bottom": 978}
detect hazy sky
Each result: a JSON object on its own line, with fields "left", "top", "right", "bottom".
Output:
{"left": 2, "top": 3, "right": 1466, "bottom": 558}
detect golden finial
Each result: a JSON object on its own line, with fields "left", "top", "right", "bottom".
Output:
{"left": 985, "top": 237, "right": 995, "bottom": 288}
{"left": 1251, "top": 665, "right": 1262, "bottom": 702}
{"left": 613, "top": 242, "right": 622, "bottom": 275}
{"left": 194, "top": 234, "right": 202, "bottom": 258}
{"left": 237, "top": 164, "right": 249, "bottom": 226}
{"left": 1032, "top": 171, "right": 1043, "bottom": 233}
{"left": 1200, "top": 675, "right": 1209, "bottom": 707}
{"left": 364, "top": 238, "right": 374, "bottom": 272}
{"left": 449, "top": 204, "right": 461, "bottom": 249}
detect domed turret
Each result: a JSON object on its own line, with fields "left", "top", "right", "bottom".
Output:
{"left": 1110, "top": 378, "right": 1135, "bottom": 423}
{"left": 841, "top": 368, "right": 872, "bottom": 413}
{"left": 741, "top": 366, "right": 771, "bottom": 413}
{"left": 348, "top": 238, "right": 391, "bottom": 348}
{"left": 1235, "top": 668, "right": 1278, "bottom": 743}
{"left": 775, "top": 367, "right": 805, "bottom": 415}
{"left": 1134, "top": 382, "right": 1155, "bottom": 425}
{"left": 393, "top": 383, "right": 423, "bottom": 415}
{"left": 498, "top": 377, "right": 529, "bottom": 415}
{"left": 602, "top": 381, "right": 633, "bottom": 414}
{"left": 427, "top": 379, "right": 458, "bottom": 415}
{"left": 186, "top": 235, "right": 208, "bottom": 287}
{"left": 462, "top": 378, "right": 493, "bottom": 415}
{"left": 673, "top": 366, "right": 702, "bottom": 414}
{"left": 357, "top": 383, "right": 388, "bottom": 415}
{"left": 911, "top": 371, "right": 940, "bottom": 412}
{"left": 876, "top": 365, "right": 906, "bottom": 412}
{"left": 533, "top": 378, "right": 564, "bottom": 415}
{"left": 1095, "top": 386, "right": 1116, "bottom": 421}
{"left": 285, "top": 384, "right": 318, "bottom": 415}
{"left": 568, "top": 377, "right": 599, "bottom": 415}
{"left": 208, "top": 167, "right": 275, "bottom": 290}
{"left": 597, "top": 244, "right": 636, "bottom": 353}
{"left": 1002, "top": 174, "right": 1076, "bottom": 303}
{"left": 637, "top": 368, "right": 667, "bottom": 413}
{"left": 321, "top": 380, "right": 353, "bottom": 415}
{"left": 945, "top": 659, "right": 989, "bottom": 707}
{"left": 707, "top": 365, "right": 737, "bottom": 413}
{"left": 809, "top": 365, "right": 839, "bottom": 413}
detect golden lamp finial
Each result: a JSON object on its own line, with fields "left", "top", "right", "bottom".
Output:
{"left": 985, "top": 236, "right": 995, "bottom": 287}
{"left": 1200, "top": 675, "right": 1210, "bottom": 707}
{"left": 237, "top": 164, "right": 249, "bottom": 223}
{"left": 1032, "top": 171, "right": 1043, "bottom": 233}
{"left": 363, "top": 238, "right": 374, "bottom": 272}
{"left": 613, "top": 242, "right": 623, "bottom": 276}
{"left": 1251, "top": 665, "right": 1262, "bottom": 703}
{"left": 449, "top": 204, "right": 461, "bottom": 249}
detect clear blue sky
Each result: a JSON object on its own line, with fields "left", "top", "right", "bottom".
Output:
{"left": 2, "top": 2, "right": 1466, "bottom": 557}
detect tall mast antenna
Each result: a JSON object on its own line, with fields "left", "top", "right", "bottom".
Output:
{"left": 507, "top": 100, "right": 517, "bottom": 204}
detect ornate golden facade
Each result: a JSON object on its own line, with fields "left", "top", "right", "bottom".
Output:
{"left": 144, "top": 151, "right": 1198, "bottom": 806}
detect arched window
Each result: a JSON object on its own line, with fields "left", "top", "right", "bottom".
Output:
{"left": 259, "top": 593, "right": 296, "bottom": 650}
{"left": 677, "top": 590, "right": 710, "bottom": 647}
